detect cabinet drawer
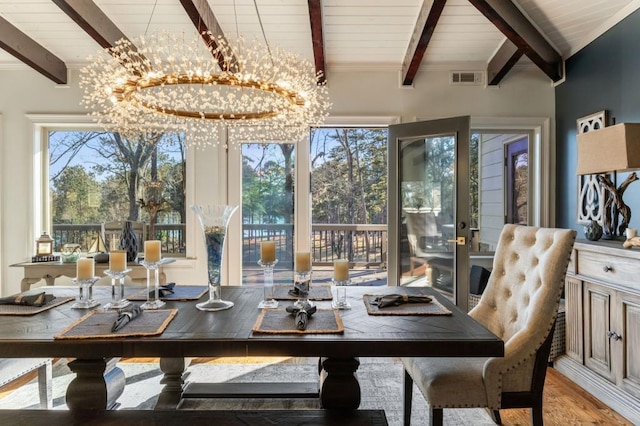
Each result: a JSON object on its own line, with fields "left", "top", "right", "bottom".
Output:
{"left": 577, "top": 250, "right": 637, "bottom": 287}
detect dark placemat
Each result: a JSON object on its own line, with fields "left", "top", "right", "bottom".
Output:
{"left": 363, "top": 294, "right": 452, "bottom": 316}
{"left": 253, "top": 308, "right": 343, "bottom": 334}
{"left": 127, "top": 286, "right": 207, "bottom": 301}
{"left": 272, "top": 285, "right": 333, "bottom": 301}
{"left": 0, "top": 296, "right": 74, "bottom": 316}
{"left": 54, "top": 308, "right": 177, "bottom": 339}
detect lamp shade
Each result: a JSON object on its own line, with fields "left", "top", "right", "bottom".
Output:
{"left": 577, "top": 123, "right": 640, "bottom": 175}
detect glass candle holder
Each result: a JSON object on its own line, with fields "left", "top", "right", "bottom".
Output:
{"left": 71, "top": 277, "right": 100, "bottom": 309}
{"left": 331, "top": 279, "right": 351, "bottom": 309}
{"left": 139, "top": 260, "right": 166, "bottom": 310}
{"left": 257, "top": 259, "right": 279, "bottom": 309}
{"left": 293, "top": 270, "right": 312, "bottom": 308}
{"left": 103, "top": 268, "right": 132, "bottom": 310}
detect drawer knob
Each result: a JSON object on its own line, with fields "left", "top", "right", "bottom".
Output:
{"left": 607, "top": 331, "right": 622, "bottom": 341}
{"left": 603, "top": 265, "right": 613, "bottom": 272}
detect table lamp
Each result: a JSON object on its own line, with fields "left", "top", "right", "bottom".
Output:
{"left": 577, "top": 123, "right": 640, "bottom": 238}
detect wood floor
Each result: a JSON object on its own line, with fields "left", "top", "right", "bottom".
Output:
{"left": 0, "top": 358, "right": 632, "bottom": 425}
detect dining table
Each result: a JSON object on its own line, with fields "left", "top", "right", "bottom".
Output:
{"left": 0, "top": 284, "right": 503, "bottom": 411}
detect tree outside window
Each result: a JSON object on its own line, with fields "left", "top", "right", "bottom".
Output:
{"left": 48, "top": 131, "right": 186, "bottom": 254}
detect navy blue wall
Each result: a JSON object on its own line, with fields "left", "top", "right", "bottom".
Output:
{"left": 556, "top": 9, "right": 640, "bottom": 233}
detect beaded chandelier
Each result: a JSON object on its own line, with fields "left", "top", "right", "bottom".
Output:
{"left": 79, "top": 31, "right": 330, "bottom": 148}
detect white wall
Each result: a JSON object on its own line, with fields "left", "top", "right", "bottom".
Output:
{"left": 0, "top": 66, "right": 555, "bottom": 295}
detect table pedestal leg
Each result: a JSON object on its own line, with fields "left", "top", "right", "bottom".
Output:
{"left": 319, "top": 357, "right": 361, "bottom": 409}
{"left": 156, "top": 357, "right": 187, "bottom": 409}
{"left": 66, "top": 358, "right": 124, "bottom": 410}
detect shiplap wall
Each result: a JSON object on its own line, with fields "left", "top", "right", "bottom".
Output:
{"left": 478, "top": 133, "right": 527, "bottom": 251}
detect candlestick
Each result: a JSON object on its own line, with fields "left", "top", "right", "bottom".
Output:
{"left": 71, "top": 277, "right": 99, "bottom": 309}
{"left": 144, "top": 240, "right": 162, "bottom": 263}
{"left": 295, "top": 252, "right": 311, "bottom": 272}
{"left": 109, "top": 250, "right": 127, "bottom": 272}
{"left": 332, "top": 278, "right": 351, "bottom": 310}
{"left": 260, "top": 241, "right": 276, "bottom": 263}
{"left": 293, "top": 270, "right": 313, "bottom": 308}
{"left": 103, "top": 268, "right": 132, "bottom": 310}
{"left": 76, "top": 258, "right": 94, "bottom": 280}
{"left": 333, "top": 259, "right": 349, "bottom": 281}
{"left": 257, "top": 259, "right": 279, "bottom": 309}
{"left": 139, "top": 259, "right": 166, "bottom": 310}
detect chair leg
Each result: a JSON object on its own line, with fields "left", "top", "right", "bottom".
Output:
{"left": 531, "top": 400, "right": 544, "bottom": 426}
{"left": 488, "top": 409, "right": 502, "bottom": 424}
{"left": 403, "top": 369, "right": 413, "bottom": 426}
{"left": 430, "top": 408, "right": 443, "bottom": 426}
{"left": 37, "top": 360, "right": 53, "bottom": 409}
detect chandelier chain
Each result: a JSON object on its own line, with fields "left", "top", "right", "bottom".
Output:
{"left": 144, "top": 0, "right": 158, "bottom": 36}
{"left": 253, "top": 0, "right": 274, "bottom": 67}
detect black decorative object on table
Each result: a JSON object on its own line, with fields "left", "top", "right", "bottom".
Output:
{"left": 584, "top": 220, "right": 603, "bottom": 241}
{"left": 119, "top": 221, "right": 138, "bottom": 262}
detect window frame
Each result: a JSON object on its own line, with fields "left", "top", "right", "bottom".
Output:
{"left": 27, "top": 114, "right": 197, "bottom": 263}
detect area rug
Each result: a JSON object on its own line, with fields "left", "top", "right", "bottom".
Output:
{"left": 0, "top": 357, "right": 495, "bottom": 426}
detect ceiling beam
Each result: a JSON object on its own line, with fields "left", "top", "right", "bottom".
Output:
{"left": 52, "top": 0, "right": 148, "bottom": 75}
{"left": 307, "top": 0, "right": 327, "bottom": 84}
{"left": 468, "top": 0, "right": 563, "bottom": 82}
{"left": 401, "top": 0, "right": 447, "bottom": 86}
{"left": 487, "top": 39, "right": 522, "bottom": 85}
{"left": 179, "top": 0, "right": 238, "bottom": 72}
{"left": 0, "top": 16, "right": 67, "bottom": 84}
{"left": 52, "top": 0, "right": 130, "bottom": 49}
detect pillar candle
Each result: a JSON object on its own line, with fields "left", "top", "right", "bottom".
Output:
{"left": 77, "top": 258, "right": 94, "bottom": 280}
{"left": 295, "top": 252, "right": 311, "bottom": 272}
{"left": 260, "top": 241, "right": 276, "bottom": 263}
{"left": 334, "top": 259, "right": 349, "bottom": 281}
{"left": 109, "top": 250, "right": 127, "bottom": 271}
{"left": 627, "top": 228, "right": 637, "bottom": 239}
{"left": 144, "top": 240, "right": 162, "bottom": 263}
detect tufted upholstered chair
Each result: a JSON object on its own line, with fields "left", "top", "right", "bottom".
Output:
{"left": 402, "top": 224, "right": 576, "bottom": 426}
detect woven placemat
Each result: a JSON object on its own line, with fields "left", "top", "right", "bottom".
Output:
{"left": 272, "top": 285, "right": 333, "bottom": 301}
{"left": 252, "top": 308, "right": 343, "bottom": 334}
{"left": 0, "top": 296, "right": 74, "bottom": 316}
{"left": 54, "top": 308, "right": 177, "bottom": 339}
{"left": 363, "top": 294, "right": 452, "bottom": 316}
{"left": 127, "top": 286, "right": 207, "bottom": 301}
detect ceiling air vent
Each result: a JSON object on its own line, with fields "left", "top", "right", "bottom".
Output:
{"left": 450, "top": 71, "right": 484, "bottom": 86}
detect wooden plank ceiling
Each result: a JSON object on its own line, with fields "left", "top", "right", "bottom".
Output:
{"left": 0, "top": 0, "right": 636, "bottom": 86}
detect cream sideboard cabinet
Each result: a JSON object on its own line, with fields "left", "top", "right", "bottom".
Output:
{"left": 555, "top": 240, "right": 640, "bottom": 424}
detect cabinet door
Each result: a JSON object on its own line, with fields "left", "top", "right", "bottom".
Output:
{"left": 584, "top": 282, "right": 616, "bottom": 383}
{"left": 565, "top": 277, "right": 583, "bottom": 362}
{"left": 618, "top": 290, "right": 640, "bottom": 399}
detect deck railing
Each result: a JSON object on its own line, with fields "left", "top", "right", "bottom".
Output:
{"left": 52, "top": 223, "right": 387, "bottom": 268}
{"left": 52, "top": 223, "right": 186, "bottom": 255}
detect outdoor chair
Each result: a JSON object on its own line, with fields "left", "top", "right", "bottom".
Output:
{"left": 0, "top": 358, "right": 52, "bottom": 408}
{"left": 402, "top": 224, "right": 576, "bottom": 426}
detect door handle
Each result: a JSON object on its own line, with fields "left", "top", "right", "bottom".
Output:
{"left": 447, "top": 237, "right": 466, "bottom": 246}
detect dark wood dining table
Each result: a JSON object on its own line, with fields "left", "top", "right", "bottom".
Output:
{"left": 0, "top": 285, "right": 503, "bottom": 410}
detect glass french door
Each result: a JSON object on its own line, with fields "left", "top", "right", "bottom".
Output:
{"left": 388, "top": 117, "right": 471, "bottom": 310}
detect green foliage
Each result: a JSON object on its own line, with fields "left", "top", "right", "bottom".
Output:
{"left": 310, "top": 128, "right": 387, "bottom": 224}
{"left": 49, "top": 131, "right": 185, "bottom": 227}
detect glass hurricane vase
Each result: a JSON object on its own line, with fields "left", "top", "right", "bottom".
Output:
{"left": 192, "top": 204, "right": 239, "bottom": 311}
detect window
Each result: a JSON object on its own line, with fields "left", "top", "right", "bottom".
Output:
{"left": 47, "top": 130, "right": 186, "bottom": 255}
{"left": 310, "top": 127, "right": 388, "bottom": 269}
